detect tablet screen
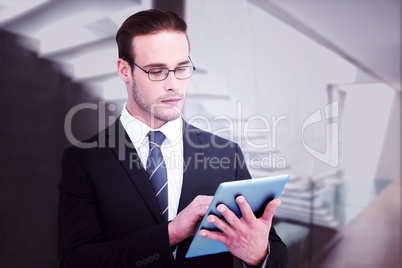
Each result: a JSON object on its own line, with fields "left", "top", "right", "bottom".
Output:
{"left": 185, "top": 174, "right": 289, "bottom": 258}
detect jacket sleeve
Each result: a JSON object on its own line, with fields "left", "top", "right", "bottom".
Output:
{"left": 57, "top": 148, "right": 175, "bottom": 268}
{"left": 267, "top": 227, "right": 289, "bottom": 268}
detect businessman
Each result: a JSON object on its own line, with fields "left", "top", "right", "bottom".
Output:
{"left": 57, "top": 9, "right": 288, "bottom": 268}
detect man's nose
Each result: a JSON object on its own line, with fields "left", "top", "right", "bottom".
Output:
{"left": 163, "top": 71, "right": 180, "bottom": 91}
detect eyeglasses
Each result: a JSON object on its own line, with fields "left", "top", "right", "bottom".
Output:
{"left": 123, "top": 57, "right": 196, "bottom": 81}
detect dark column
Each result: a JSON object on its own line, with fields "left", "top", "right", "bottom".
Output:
{"left": 152, "top": 0, "right": 185, "bottom": 19}
{"left": 0, "top": 29, "right": 105, "bottom": 268}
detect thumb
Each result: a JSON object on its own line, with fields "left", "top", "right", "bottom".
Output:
{"left": 260, "top": 199, "right": 281, "bottom": 223}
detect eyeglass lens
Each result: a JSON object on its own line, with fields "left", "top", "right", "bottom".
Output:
{"left": 148, "top": 66, "right": 194, "bottom": 81}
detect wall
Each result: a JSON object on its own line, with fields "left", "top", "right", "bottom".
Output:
{"left": 0, "top": 30, "right": 106, "bottom": 268}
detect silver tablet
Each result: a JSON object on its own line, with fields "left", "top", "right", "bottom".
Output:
{"left": 185, "top": 174, "right": 289, "bottom": 258}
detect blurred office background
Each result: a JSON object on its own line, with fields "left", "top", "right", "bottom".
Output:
{"left": 0, "top": 0, "right": 400, "bottom": 267}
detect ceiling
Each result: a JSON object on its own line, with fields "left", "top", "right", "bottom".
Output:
{"left": 1, "top": 0, "right": 400, "bottom": 93}
{"left": 250, "top": 0, "right": 401, "bottom": 92}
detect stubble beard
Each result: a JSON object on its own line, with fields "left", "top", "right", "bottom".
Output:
{"left": 131, "top": 80, "right": 183, "bottom": 125}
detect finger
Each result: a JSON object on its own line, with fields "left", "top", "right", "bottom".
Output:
{"left": 192, "top": 196, "right": 213, "bottom": 218}
{"left": 199, "top": 228, "right": 227, "bottom": 244}
{"left": 260, "top": 199, "right": 281, "bottom": 223}
{"left": 236, "top": 196, "right": 255, "bottom": 223}
{"left": 194, "top": 195, "right": 213, "bottom": 207}
{"left": 217, "top": 204, "right": 241, "bottom": 228}
{"left": 207, "top": 214, "right": 235, "bottom": 236}
{"left": 195, "top": 204, "right": 209, "bottom": 220}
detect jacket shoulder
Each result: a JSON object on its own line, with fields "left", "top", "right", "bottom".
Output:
{"left": 64, "top": 118, "right": 121, "bottom": 153}
{"left": 184, "top": 121, "right": 238, "bottom": 148}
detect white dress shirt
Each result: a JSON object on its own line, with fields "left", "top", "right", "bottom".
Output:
{"left": 120, "top": 103, "right": 184, "bottom": 221}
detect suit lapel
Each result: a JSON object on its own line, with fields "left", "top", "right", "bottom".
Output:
{"left": 177, "top": 122, "right": 204, "bottom": 213}
{"left": 107, "top": 118, "right": 165, "bottom": 223}
{"left": 104, "top": 119, "right": 204, "bottom": 221}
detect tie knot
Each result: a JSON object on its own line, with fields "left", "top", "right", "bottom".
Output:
{"left": 148, "top": 131, "right": 166, "bottom": 148}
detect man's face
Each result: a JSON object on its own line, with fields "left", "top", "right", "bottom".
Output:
{"left": 126, "top": 31, "right": 190, "bottom": 128}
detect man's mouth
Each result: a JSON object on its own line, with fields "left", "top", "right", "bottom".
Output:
{"left": 161, "top": 97, "right": 181, "bottom": 105}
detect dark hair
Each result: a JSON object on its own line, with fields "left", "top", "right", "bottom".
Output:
{"left": 116, "top": 9, "right": 188, "bottom": 64}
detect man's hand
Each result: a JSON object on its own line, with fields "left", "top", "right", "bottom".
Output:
{"left": 199, "top": 197, "right": 281, "bottom": 267}
{"left": 168, "top": 195, "right": 213, "bottom": 247}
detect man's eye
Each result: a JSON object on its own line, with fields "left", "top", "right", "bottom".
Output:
{"left": 150, "top": 69, "right": 164, "bottom": 75}
{"left": 176, "top": 67, "right": 187, "bottom": 73}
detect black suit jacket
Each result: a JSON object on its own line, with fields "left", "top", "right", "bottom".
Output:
{"left": 57, "top": 119, "right": 288, "bottom": 268}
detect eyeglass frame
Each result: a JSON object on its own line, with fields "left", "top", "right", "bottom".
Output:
{"left": 122, "top": 56, "right": 196, "bottom": 81}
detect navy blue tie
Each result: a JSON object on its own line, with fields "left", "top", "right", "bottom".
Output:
{"left": 146, "top": 131, "right": 168, "bottom": 222}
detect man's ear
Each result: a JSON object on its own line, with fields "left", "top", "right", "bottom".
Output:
{"left": 117, "top": 58, "right": 131, "bottom": 82}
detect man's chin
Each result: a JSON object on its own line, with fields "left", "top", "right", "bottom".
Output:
{"left": 152, "top": 110, "right": 182, "bottom": 124}
{"left": 158, "top": 113, "right": 181, "bottom": 122}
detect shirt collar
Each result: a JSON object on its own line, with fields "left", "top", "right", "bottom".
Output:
{"left": 120, "top": 103, "right": 183, "bottom": 148}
